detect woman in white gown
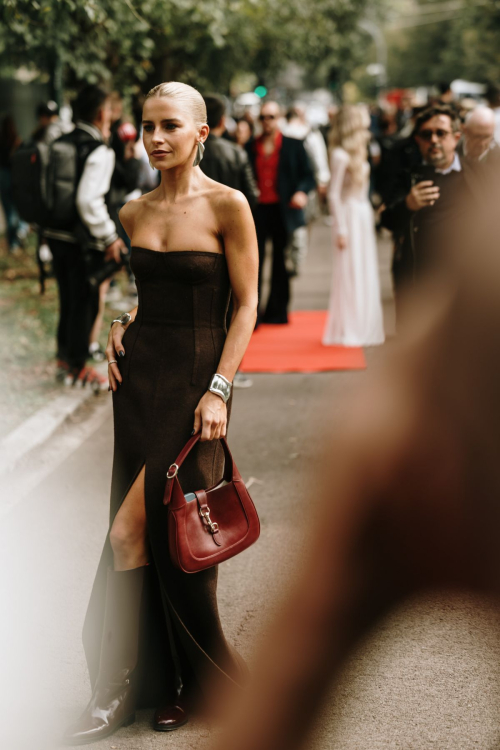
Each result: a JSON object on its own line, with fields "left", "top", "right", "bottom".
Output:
{"left": 323, "top": 105, "right": 385, "bottom": 347}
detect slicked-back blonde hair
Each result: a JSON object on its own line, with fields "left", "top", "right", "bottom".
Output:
{"left": 328, "top": 105, "right": 370, "bottom": 188}
{"left": 145, "top": 82, "right": 207, "bottom": 127}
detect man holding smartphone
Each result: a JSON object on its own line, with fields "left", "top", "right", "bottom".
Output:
{"left": 381, "top": 105, "right": 483, "bottom": 318}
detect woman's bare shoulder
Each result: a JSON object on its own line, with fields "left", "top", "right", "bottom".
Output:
{"left": 119, "top": 197, "right": 140, "bottom": 221}
{"left": 120, "top": 189, "right": 158, "bottom": 214}
{"left": 119, "top": 190, "right": 158, "bottom": 227}
{"left": 207, "top": 182, "right": 249, "bottom": 216}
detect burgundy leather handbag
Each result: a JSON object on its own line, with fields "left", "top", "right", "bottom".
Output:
{"left": 163, "top": 432, "right": 260, "bottom": 573}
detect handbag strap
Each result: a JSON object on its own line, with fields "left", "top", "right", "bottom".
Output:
{"left": 166, "top": 432, "right": 238, "bottom": 483}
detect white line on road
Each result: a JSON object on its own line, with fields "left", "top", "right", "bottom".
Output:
{"left": 0, "top": 361, "right": 108, "bottom": 477}
{"left": 0, "top": 401, "right": 110, "bottom": 519}
{"left": 0, "top": 390, "right": 93, "bottom": 474}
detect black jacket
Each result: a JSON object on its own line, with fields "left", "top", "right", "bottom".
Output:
{"left": 377, "top": 135, "right": 422, "bottom": 205}
{"left": 381, "top": 155, "right": 484, "bottom": 287}
{"left": 457, "top": 139, "right": 500, "bottom": 194}
{"left": 200, "top": 134, "right": 258, "bottom": 209}
{"left": 246, "top": 135, "right": 316, "bottom": 232}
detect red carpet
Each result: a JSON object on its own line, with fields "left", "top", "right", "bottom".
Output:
{"left": 239, "top": 311, "right": 366, "bottom": 373}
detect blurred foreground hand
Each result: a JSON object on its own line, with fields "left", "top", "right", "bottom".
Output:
{"left": 210, "top": 218, "right": 500, "bottom": 750}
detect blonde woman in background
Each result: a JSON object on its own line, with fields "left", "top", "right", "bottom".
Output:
{"left": 323, "top": 105, "right": 384, "bottom": 347}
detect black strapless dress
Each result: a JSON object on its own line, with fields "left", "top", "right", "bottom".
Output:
{"left": 82, "top": 247, "right": 243, "bottom": 707}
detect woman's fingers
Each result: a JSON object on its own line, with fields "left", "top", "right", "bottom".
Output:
{"left": 200, "top": 417, "right": 212, "bottom": 442}
{"left": 108, "top": 363, "right": 122, "bottom": 391}
{"left": 111, "top": 362, "right": 122, "bottom": 384}
{"left": 106, "top": 327, "right": 126, "bottom": 393}
{"left": 113, "top": 334, "right": 126, "bottom": 358}
{"left": 108, "top": 322, "right": 126, "bottom": 358}
{"left": 196, "top": 396, "right": 228, "bottom": 440}
{"left": 193, "top": 408, "right": 202, "bottom": 437}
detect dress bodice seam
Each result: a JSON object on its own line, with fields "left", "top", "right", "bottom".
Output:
{"left": 132, "top": 247, "right": 225, "bottom": 257}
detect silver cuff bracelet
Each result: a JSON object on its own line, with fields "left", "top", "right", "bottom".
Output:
{"left": 208, "top": 373, "right": 232, "bottom": 403}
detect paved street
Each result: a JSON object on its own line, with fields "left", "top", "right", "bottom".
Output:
{"left": 1, "top": 220, "right": 500, "bottom": 750}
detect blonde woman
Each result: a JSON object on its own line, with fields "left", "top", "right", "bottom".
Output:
{"left": 62, "top": 82, "right": 258, "bottom": 744}
{"left": 323, "top": 105, "right": 384, "bottom": 346}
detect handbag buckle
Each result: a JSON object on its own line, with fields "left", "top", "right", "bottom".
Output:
{"left": 199, "top": 506, "right": 219, "bottom": 535}
{"left": 167, "top": 463, "right": 179, "bottom": 479}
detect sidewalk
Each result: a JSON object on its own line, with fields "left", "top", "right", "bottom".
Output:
{"left": 0, "top": 235, "right": 135, "bottom": 441}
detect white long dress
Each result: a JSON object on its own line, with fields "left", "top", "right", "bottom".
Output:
{"left": 323, "top": 147, "right": 385, "bottom": 347}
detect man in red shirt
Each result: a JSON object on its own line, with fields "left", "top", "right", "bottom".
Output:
{"left": 247, "top": 101, "right": 316, "bottom": 324}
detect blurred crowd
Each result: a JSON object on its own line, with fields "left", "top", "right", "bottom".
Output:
{"left": 1, "top": 79, "right": 500, "bottom": 388}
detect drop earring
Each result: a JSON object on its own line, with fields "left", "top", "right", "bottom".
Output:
{"left": 192, "top": 141, "right": 205, "bottom": 167}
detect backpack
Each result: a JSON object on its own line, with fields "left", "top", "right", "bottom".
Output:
{"left": 11, "top": 132, "right": 100, "bottom": 230}
{"left": 11, "top": 140, "right": 50, "bottom": 226}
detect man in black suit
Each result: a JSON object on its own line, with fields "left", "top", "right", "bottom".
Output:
{"left": 246, "top": 100, "right": 316, "bottom": 324}
{"left": 201, "top": 95, "right": 258, "bottom": 209}
{"left": 381, "top": 105, "right": 484, "bottom": 317}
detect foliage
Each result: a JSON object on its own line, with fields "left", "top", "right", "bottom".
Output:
{"left": 0, "top": 0, "right": 375, "bottom": 97}
{"left": 386, "top": 0, "right": 500, "bottom": 88}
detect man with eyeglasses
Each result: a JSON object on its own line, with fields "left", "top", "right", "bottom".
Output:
{"left": 246, "top": 100, "right": 316, "bottom": 324}
{"left": 381, "top": 105, "right": 484, "bottom": 316}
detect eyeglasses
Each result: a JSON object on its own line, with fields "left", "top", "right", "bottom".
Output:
{"left": 259, "top": 114, "right": 276, "bottom": 121}
{"left": 418, "top": 128, "right": 453, "bottom": 141}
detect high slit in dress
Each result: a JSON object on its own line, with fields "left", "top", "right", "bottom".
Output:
{"left": 82, "top": 247, "right": 244, "bottom": 708}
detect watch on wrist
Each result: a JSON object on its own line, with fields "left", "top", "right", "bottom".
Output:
{"left": 208, "top": 373, "right": 232, "bottom": 403}
{"left": 111, "top": 312, "right": 132, "bottom": 328}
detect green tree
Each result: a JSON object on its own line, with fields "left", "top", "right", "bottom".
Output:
{"left": 0, "top": 0, "right": 376, "bottom": 98}
{"left": 385, "top": 0, "right": 500, "bottom": 88}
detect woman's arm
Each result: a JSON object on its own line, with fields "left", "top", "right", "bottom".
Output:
{"left": 107, "top": 201, "right": 141, "bottom": 391}
{"left": 193, "top": 189, "right": 258, "bottom": 440}
{"left": 216, "top": 190, "right": 259, "bottom": 381}
{"left": 328, "top": 148, "right": 349, "bottom": 248}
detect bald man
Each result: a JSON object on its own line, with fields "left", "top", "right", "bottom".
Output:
{"left": 460, "top": 105, "right": 499, "bottom": 163}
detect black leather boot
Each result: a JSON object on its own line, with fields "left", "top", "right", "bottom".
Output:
{"left": 153, "top": 686, "right": 192, "bottom": 732}
{"left": 62, "top": 565, "right": 147, "bottom": 746}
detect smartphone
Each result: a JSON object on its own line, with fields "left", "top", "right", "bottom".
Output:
{"left": 184, "top": 480, "right": 229, "bottom": 503}
{"left": 411, "top": 164, "right": 435, "bottom": 186}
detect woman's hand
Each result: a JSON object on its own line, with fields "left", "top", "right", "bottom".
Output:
{"left": 193, "top": 392, "right": 227, "bottom": 441}
{"left": 337, "top": 234, "right": 348, "bottom": 250}
{"left": 106, "top": 322, "right": 127, "bottom": 392}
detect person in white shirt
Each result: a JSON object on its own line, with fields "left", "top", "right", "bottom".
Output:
{"left": 283, "top": 103, "right": 330, "bottom": 276}
{"left": 45, "top": 85, "right": 126, "bottom": 390}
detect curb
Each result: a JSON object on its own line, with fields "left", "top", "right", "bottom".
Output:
{"left": 0, "top": 364, "right": 108, "bottom": 477}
